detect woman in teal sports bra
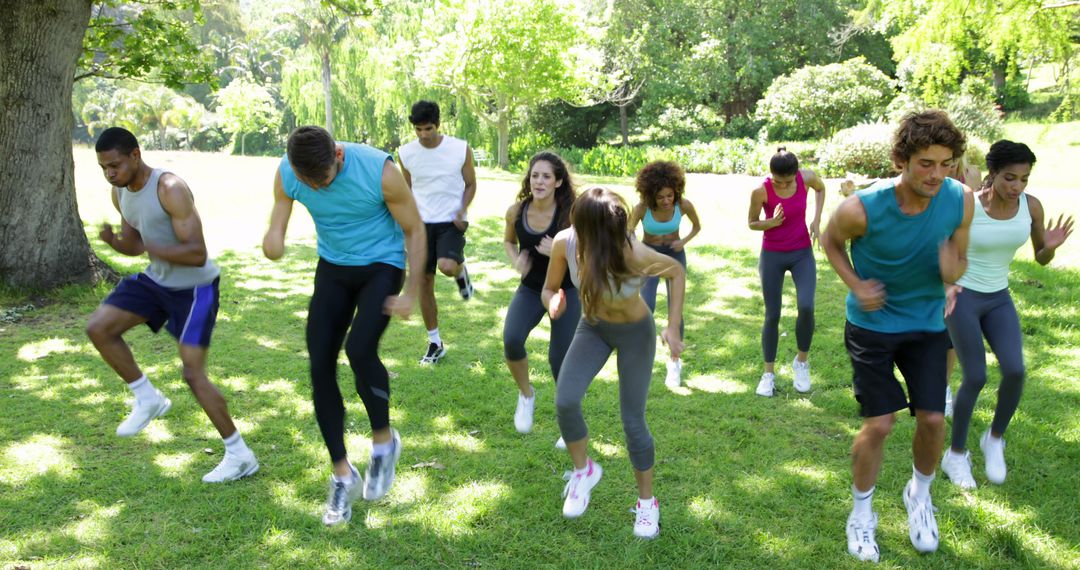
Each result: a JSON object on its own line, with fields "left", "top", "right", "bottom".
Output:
{"left": 629, "top": 161, "right": 701, "bottom": 388}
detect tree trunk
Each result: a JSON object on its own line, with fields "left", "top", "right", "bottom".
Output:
{"left": 619, "top": 104, "right": 629, "bottom": 146}
{"left": 321, "top": 48, "right": 333, "bottom": 136}
{"left": 0, "top": 1, "right": 103, "bottom": 289}
{"left": 496, "top": 95, "right": 509, "bottom": 170}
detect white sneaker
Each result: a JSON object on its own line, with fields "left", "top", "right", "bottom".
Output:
{"left": 116, "top": 392, "right": 172, "bottom": 436}
{"left": 944, "top": 385, "right": 954, "bottom": 418}
{"left": 323, "top": 466, "right": 361, "bottom": 526}
{"left": 980, "top": 431, "right": 1007, "bottom": 484}
{"left": 514, "top": 391, "right": 535, "bottom": 434}
{"left": 903, "top": 481, "right": 940, "bottom": 553}
{"left": 202, "top": 451, "right": 259, "bottom": 483}
{"left": 363, "top": 428, "right": 402, "bottom": 501}
{"left": 562, "top": 458, "right": 602, "bottom": 518}
{"left": 941, "top": 449, "right": 977, "bottom": 490}
{"left": 632, "top": 497, "right": 660, "bottom": 539}
{"left": 756, "top": 372, "right": 775, "bottom": 397}
{"left": 665, "top": 359, "right": 682, "bottom": 388}
{"left": 555, "top": 436, "right": 567, "bottom": 450}
{"left": 792, "top": 357, "right": 811, "bottom": 393}
{"left": 846, "top": 510, "right": 880, "bottom": 562}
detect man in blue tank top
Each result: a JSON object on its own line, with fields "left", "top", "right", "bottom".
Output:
{"left": 87, "top": 127, "right": 259, "bottom": 484}
{"left": 263, "top": 126, "right": 426, "bottom": 526}
{"left": 823, "top": 110, "right": 974, "bottom": 562}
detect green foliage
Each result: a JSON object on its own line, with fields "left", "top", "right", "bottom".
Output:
{"left": 817, "top": 122, "right": 896, "bottom": 178}
{"left": 79, "top": 1, "right": 216, "bottom": 89}
{"left": 886, "top": 89, "right": 1004, "bottom": 142}
{"left": 756, "top": 58, "right": 895, "bottom": 141}
{"left": 527, "top": 100, "right": 618, "bottom": 149}
{"left": 216, "top": 78, "right": 282, "bottom": 155}
{"left": 523, "top": 139, "right": 768, "bottom": 177}
{"left": 639, "top": 105, "right": 726, "bottom": 146}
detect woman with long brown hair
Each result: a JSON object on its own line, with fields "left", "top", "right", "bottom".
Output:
{"left": 502, "top": 152, "right": 579, "bottom": 442}
{"left": 542, "top": 186, "right": 685, "bottom": 539}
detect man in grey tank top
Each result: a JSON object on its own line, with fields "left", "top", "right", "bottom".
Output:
{"left": 86, "top": 127, "right": 258, "bottom": 483}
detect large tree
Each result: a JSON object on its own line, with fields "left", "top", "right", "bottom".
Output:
{"left": 0, "top": 0, "right": 212, "bottom": 289}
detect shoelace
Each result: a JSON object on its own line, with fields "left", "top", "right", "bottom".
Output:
{"left": 561, "top": 470, "right": 580, "bottom": 499}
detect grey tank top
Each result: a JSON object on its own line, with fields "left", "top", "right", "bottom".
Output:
{"left": 116, "top": 168, "right": 220, "bottom": 289}
{"left": 565, "top": 228, "right": 644, "bottom": 300}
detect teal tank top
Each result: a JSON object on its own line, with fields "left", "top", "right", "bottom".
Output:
{"left": 846, "top": 178, "right": 965, "bottom": 333}
{"left": 642, "top": 204, "right": 682, "bottom": 235}
{"left": 279, "top": 143, "right": 405, "bottom": 268}
{"left": 957, "top": 194, "right": 1031, "bottom": 293}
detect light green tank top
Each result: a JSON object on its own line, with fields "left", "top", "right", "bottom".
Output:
{"left": 956, "top": 194, "right": 1031, "bottom": 293}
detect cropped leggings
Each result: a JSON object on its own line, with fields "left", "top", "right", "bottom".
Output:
{"left": 945, "top": 287, "right": 1025, "bottom": 449}
{"left": 556, "top": 314, "right": 656, "bottom": 471}
{"left": 503, "top": 285, "right": 581, "bottom": 382}
{"left": 307, "top": 259, "right": 403, "bottom": 463}
{"left": 759, "top": 247, "right": 816, "bottom": 363}
{"left": 641, "top": 243, "right": 687, "bottom": 339}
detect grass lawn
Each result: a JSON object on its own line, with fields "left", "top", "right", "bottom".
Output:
{"left": 1, "top": 131, "right": 1078, "bottom": 568}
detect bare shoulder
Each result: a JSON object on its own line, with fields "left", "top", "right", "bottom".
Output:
{"left": 506, "top": 201, "right": 523, "bottom": 221}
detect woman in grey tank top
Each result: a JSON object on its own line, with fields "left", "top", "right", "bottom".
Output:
{"left": 541, "top": 187, "right": 686, "bottom": 539}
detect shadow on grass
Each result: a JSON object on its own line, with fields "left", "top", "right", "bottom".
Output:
{"left": 0, "top": 217, "right": 1077, "bottom": 567}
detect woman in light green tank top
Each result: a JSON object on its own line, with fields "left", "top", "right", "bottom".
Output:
{"left": 940, "top": 140, "right": 1074, "bottom": 490}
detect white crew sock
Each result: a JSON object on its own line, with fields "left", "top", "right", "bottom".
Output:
{"left": 127, "top": 375, "right": 158, "bottom": 403}
{"left": 222, "top": 431, "right": 251, "bottom": 456}
{"left": 911, "top": 465, "right": 935, "bottom": 501}
{"left": 852, "top": 484, "right": 874, "bottom": 518}
{"left": 427, "top": 328, "right": 442, "bottom": 345}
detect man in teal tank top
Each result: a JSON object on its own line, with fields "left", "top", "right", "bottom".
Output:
{"left": 87, "top": 127, "right": 259, "bottom": 484}
{"left": 823, "top": 110, "right": 974, "bottom": 562}
{"left": 263, "top": 126, "right": 426, "bottom": 526}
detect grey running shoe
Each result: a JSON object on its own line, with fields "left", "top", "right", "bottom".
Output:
{"left": 322, "top": 466, "right": 361, "bottom": 526}
{"left": 363, "top": 429, "right": 402, "bottom": 501}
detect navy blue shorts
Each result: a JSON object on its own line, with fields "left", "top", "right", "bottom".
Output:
{"left": 103, "top": 274, "right": 220, "bottom": 347}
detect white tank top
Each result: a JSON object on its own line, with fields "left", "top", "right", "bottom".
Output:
{"left": 957, "top": 194, "right": 1031, "bottom": 293}
{"left": 398, "top": 135, "right": 468, "bottom": 223}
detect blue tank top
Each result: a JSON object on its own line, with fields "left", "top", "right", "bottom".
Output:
{"left": 846, "top": 177, "right": 965, "bottom": 333}
{"left": 642, "top": 204, "right": 682, "bottom": 235}
{"left": 279, "top": 143, "right": 405, "bottom": 268}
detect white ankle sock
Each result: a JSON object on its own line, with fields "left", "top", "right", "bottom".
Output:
{"left": 371, "top": 440, "right": 393, "bottom": 458}
{"left": 911, "top": 465, "right": 935, "bottom": 501}
{"left": 127, "top": 375, "right": 157, "bottom": 402}
{"left": 852, "top": 484, "right": 874, "bottom": 518}
{"left": 222, "top": 431, "right": 250, "bottom": 456}
{"left": 427, "top": 328, "right": 441, "bottom": 345}
{"left": 332, "top": 464, "right": 358, "bottom": 483}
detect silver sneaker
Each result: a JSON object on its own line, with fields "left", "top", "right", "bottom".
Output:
{"left": 322, "top": 467, "right": 361, "bottom": 526}
{"left": 363, "top": 429, "right": 402, "bottom": 501}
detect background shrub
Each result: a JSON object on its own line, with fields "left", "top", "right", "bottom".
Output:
{"left": 755, "top": 57, "right": 895, "bottom": 141}
{"left": 887, "top": 90, "right": 1004, "bottom": 142}
{"left": 817, "top": 122, "right": 895, "bottom": 178}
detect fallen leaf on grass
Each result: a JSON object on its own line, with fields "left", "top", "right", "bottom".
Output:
{"left": 411, "top": 461, "right": 445, "bottom": 470}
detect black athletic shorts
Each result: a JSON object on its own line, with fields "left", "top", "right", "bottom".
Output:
{"left": 844, "top": 321, "right": 949, "bottom": 417}
{"left": 425, "top": 221, "right": 467, "bottom": 273}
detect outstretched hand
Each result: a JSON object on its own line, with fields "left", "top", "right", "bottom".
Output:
{"left": 1044, "top": 214, "right": 1074, "bottom": 251}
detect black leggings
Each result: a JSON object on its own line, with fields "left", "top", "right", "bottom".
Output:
{"left": 502, "top": 285, "right": 581, "bottom": 381}
{"left": 759, "top": 247, "right": 816, "bottom": 363}
{"left": 307, "top": 259, "right": 403, "bottom": 463}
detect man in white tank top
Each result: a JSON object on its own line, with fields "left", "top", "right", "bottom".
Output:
{"left": 397, "top": 101, "right": 478, "bottom": 365}
{"left": 86, "top": 127, "right": 258, "bottom": 484}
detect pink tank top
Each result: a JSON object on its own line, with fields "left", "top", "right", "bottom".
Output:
{"left": 762, "top": 171, "right": 811, "bottom": 252}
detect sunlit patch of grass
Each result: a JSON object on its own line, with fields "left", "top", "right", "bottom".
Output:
{"left": 153, "top": 452, "right": 197, "bottom": 478}
{"left": 16, "top": 337, "right": 86, "bottom": 362}
{"left": 62, "top": 500, "right": 124, "bottom": 544}
{"left": 687, "top": 373, "right": 749, "bottom": 394}
{"left": 412, "top": 481, "right": 509, "bottom": 537}
{"left": 0, "top": 435, "right": 77, "bottom": 485}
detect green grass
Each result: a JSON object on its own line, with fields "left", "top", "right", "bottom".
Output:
{"left": 2, "top": 146, "right": 1079, "bottom": 568}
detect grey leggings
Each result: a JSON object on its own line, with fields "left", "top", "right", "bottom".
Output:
{"left": 945, "top": 288, "right": 1025, "bottom": 449}
{"left": 759, "top": 247, "right": 816, "bottom": 363}
{"left": 503, "top": 285, "right": 581, "bottom": 381}
{"left": 641, "top": 243, "right": 687, "bottom": 339}
{"left": 555, "top": 314, "right": 656, "bottom": 471}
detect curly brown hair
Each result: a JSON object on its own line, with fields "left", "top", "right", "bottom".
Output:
{"left": 635, "top": 160, "right": 685, "bottom": 210}
{"left": 891, "top": 110, "right": 966, "bottom": 166}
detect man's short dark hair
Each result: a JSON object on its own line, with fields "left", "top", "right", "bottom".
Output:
{"left": 891, "top": 110, "right": 966, "bottom": 165}
{"left": 95, "top": 127, "right": 140, "bottom": 154}
{"left": 287, "top": 126, "right": 336, "bottom": 181}
{"left": 409, "top": 101, "right": 440, "bottom": 126}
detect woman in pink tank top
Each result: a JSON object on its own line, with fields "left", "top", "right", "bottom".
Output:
{"left": 747, "top": 148, "right": 826, "bottom": 397}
